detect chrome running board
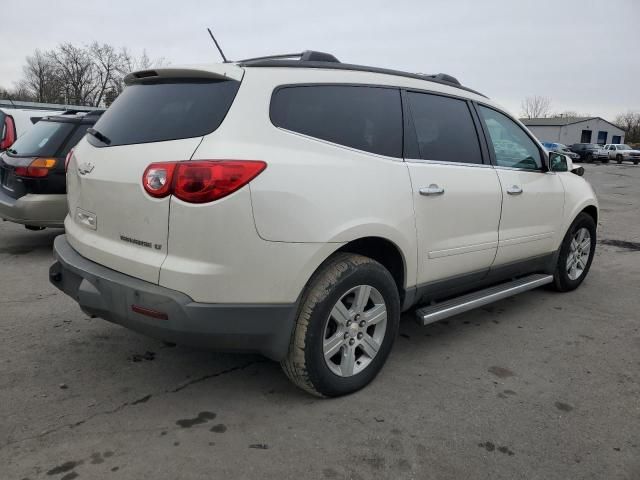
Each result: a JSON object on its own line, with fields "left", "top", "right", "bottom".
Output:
{"left": 415, "top": 274, "right": 553, "bottom": 326}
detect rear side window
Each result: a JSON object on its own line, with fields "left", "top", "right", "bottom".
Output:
{"left": 5, "top": 120, "right": 74, "bottom": 157}
{"left": 406, "top": 92, "right": 482, "bottom": 164}
{"left": 88, "top": 79, "right": 240, "bottom": 147}
{"left": 270, "top": 85, "right": 402, "bottom": 158}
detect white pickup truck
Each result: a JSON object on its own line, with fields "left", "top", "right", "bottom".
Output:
{"left": 596, "top": 144, "right": 640, "bottom": 164}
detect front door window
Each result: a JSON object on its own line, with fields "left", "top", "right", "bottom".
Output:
{"left": 477, "top": 106, "right": 542, "bottom": 170}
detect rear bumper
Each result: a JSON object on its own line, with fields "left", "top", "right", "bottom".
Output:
{"left": 0, "top": 190, "right": 66, "bottom": 227}
{"left": 49, "top": 235, "right": 298, "bottom": 361}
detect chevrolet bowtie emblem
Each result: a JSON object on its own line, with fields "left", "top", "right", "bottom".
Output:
{"left": 77, "top": 162, "right": 95, "bottom": 175}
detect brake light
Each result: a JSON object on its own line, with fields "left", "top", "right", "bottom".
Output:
{"left": 142, "top": 160, "right": 266, "bottom": 203}
{"left": 0, "top": 115, "right": 16, "bottom": 150}
{"left": 14, "top": 158, "right": 57, "bottom": 178}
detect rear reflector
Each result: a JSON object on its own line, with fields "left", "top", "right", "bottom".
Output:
{"left": 143, "top": 160, "right": 266, "bottom": 203}
{"left": 64, "top": 149, "right": 74, "bottom": 172}
{"left": 131, "top": 305, "right": 168, "bottom": 320}
{"left": 15, "top": 158, "right": 57, "bottom": 177}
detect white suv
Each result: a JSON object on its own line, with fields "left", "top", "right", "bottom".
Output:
{"left": 50, "top": 51, "right": 599, "bottom": 397}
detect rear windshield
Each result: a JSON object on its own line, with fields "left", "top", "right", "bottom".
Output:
{"left": 5, "top": 120, "right": 74, "bottom": 157}
{"left": 88, "top": 79, "right": 240, "bottom": 147}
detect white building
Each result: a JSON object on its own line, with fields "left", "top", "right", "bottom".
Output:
{"left": 521, "top": 117, "right": 625, "bottom": 145}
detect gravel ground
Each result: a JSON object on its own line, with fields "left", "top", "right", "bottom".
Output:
{"left": 1, "top": 163, "right": 639, "bottom": 480}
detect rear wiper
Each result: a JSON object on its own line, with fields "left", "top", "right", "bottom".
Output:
{"left": 87, "top": 127, "right": 111, "bottom": 145}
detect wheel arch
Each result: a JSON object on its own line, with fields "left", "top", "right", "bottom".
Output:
{"left": 335, "top": 236, "right": 407, "bottom": 297}
{"left": 581, "top": 204, "right": 598, "bottom": 225}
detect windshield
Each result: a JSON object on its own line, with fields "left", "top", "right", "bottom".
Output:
{"left": 617, "top": 144, "right": 632, "bottom": 150}
{"left": 5, "top": 120, "right": 74, "bottom": 157}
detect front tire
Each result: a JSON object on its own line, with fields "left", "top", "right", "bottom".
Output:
{"left": 281, "top": 253, "right": 400, "bottom": 397}
{"left": 616, "top": 155, "right": 623, "bottom": 164}
{"left": 585, "top": 153, "right": 593, "bottom": 163}
{"left": 601, "top": 157, "right": 609, "bottom": 163}
{"left": 551, "top": 213, "right": 596, "bottom": 292}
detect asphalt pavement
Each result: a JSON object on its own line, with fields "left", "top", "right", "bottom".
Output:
{"left": 1, "top": 163, "right": 639, "bottom": 480}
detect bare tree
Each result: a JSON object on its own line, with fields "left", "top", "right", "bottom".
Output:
{"left": 521, "top": 96, "right": 552, "bottom": 119}
{"left": 0, "top": 85, "right": 34, "bottom": 102}
{"left": 548, "top": 110, "right": 592, "bottom": 119}
{"left": 10, "top": 43, "right": 167, "bottom": 107}
{"left": 615, "top": 111, "right": 640, "bottom": 144}
{"left": 20, "top": 49, "right": 60, "bottom": 103}
{"left": 49, "top": 43, "right": 99, "bottom": 105}
{"left": 89, "top": 42, "right": 124, "bottom": 107}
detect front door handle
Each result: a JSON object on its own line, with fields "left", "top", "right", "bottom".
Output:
{"left": 506, "top": 185, "right": 523, "bottom": 195}
{"left": 419, "top": 184, "right": 445, "bottom": 196}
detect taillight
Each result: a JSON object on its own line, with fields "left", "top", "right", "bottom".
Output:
{"left": 14, "top": 158, "right": 57, "bottom": 178}
{"left": 143, "top": 162, "right": 177, "bottom": 198}
{"left": 64, "top": 149, "right": 74, "bottom": 172}
{"left": 0, "top": 115, "right": 16, "bottom": 150}
{"left": 142, "top": 160, "right": 266, "bottom": 203}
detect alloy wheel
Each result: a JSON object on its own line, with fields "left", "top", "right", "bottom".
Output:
{"left": 322, "top": 285, "right": 387, "bottom": 377}
{"left": 567, "top": 227, "right": 591, "bottom": 281}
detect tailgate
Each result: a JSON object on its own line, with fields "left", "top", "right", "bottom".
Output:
{"left": 64, "top": 65, "right": 243, "bottom": 283}
{"left": 66, "top": 137, "right": 203, "bottom": 283}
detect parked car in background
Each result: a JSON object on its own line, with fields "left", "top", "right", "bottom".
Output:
{"left": 541, "top": 142, "right": 580, "bottom": 161}
{"left": 0, "top": 110, "right": 103, "bottom": 229}
{"left": 598, "top": 144, "right": 640, "bottom": 165}
{"left": 570, "top": 143, "right": 604, "bottom": 163}
{"left": 0, "top": 107, "right": 64, "bottom": 152}
{"left": 49, "top": 52, "right": 599, "bottom": 397}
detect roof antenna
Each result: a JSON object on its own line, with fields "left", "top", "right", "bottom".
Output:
{"left": 207, "top": 28, "right": 229, "bottom": 63}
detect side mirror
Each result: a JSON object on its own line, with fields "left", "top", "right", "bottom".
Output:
{"left": 549, "top": 152, "right": 569, "bottom": 172}
{"left": 549, "top": 152, "right": 584, "bottom": 176}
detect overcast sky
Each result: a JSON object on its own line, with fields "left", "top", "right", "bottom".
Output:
{"left": 2, "top": 0, "right": 638, "bottom": 119}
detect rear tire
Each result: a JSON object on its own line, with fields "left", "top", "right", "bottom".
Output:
{"left": 601, "top": 157, "right": 609, "bottom": 163}
{"left": 634, "top": 160, "right": 639, "bottom": 165}
{"left": 551, "top": 213, "right": 596, "bottom": 292}
{"left": 281, "top": 253, "right": 400, "bottom": 397}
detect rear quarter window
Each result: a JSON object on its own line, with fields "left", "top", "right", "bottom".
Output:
{"left": 270, "top": 85, "right": 403, "bottom": 158}
{"left": 88, "top": 79, "right": 240, "bottom": 147}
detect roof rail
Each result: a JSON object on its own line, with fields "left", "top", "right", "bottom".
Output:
{"left": 239, "top": 50, "right": 340, "bottom": 64}
{"left": 238, "top": 56, "right": 485, "bottom": 97}
{"left": 416, "top": 72, "right": 461, "bottom": 87}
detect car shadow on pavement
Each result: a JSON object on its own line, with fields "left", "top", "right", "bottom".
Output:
{"left": 0, "top": 225, "right": 63, "bottom": 255}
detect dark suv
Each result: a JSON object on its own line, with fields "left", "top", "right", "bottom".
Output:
{"left": 570, "top": 143, "right": 603, "bottom": 163}
{"left": 0, "top": 110, "right": 103, "bottom": 229}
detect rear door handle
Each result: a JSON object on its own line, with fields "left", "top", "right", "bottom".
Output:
{"left": 419, "top": 184, "right": 445, "bottom": 196}
{"left": 506, "top": 185, "right": 523, "bottom": 195}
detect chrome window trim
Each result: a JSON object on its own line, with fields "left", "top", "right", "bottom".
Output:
{"left": 494, "top": 165, "right": 556, "bottom": 174}
{"left": 404, "top": 158, "right": 491, "bottom": 168}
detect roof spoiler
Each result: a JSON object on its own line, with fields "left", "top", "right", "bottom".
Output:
{"left": 124, "top": 65, "right": 244, "bottom": 85}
